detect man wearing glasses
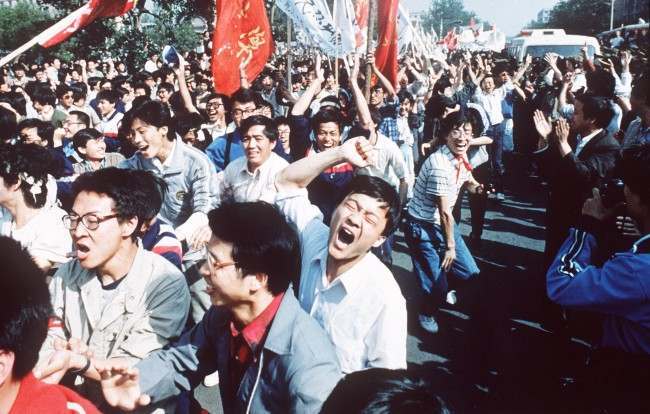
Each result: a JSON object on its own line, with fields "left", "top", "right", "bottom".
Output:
{"left": 36, "top": 168, "right": 190, "bottom": 411}
{"left": 97, "top": 202, "right": 341, "bottom": 413}
{"left": 205, "top": 88, "right": 257, "bottom": 172}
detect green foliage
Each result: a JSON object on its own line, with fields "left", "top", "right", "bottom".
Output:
{"left": 0, "top": 2, "right": 52, "bottom": 53}
{"left": 422, "top": 0, "right": 477, "bottom": 36}
{"left": 528, "top": 0, "right": 610, "bottom": 36}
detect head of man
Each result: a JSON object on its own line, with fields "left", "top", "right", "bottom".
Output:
{"left": 73, "top": 128, "right": 106, "bottom": 162}
{"left": 398, "top": 90, "right": 415, "bottom": 117}
{"left": 240, "top": 115, "right": 277, "bottom": 171}
{"left": 231, "top": 88, "right": 257, "bottom": 128}
{"left": 0, "top": 237, "right": 51, "bottom": 392}
{"left": 620, "top": 144, "right": 650, "bottom": 229}
{"left": 480, "top": 75, "right": 496, "bottom": 94}
{"left": 312, "top": 109, "right": 343, "bottom": 152}
{"left": 133, "top": 82, "right": 151, "bottom": 98}
{"left": 328, "top": 175, "right": 400, "bottom": 263}
{"left": 274, "top": 116, "right": 291, "bottom": 153}
{"left": 16, "top": 118, "right": 51, "bottom": 147}
{"left": 96, "top": 89, "right": 119, "bottom": 118}
{"left": 440, "top": 112, "right": 472, "bottom": 157}
{"left": 63, "top": 111, "right": 90, "bottom": 139}
{"left": 125, "top": 100, "right": 174, "bottom": 160}
{"left": 67, "top": 168, "right": 150, "bottom": 270}
{"left": 56, "top": 84, "right": 73, "bottom": 110}
{"left": 369, "top": 85, "right": 386, "bottom": 107}
{"left": 203, "top": 93, "right": 228, "bottom": 123}
{"left": 201, "top": 202, "right": 300, "bottom": 308}
{"left": 260, "top": 73, "right": 274, "bottom": 93}
{"left": 175, "top": 112, "right": 203, "bottom": 147}
{"left": 30, "top": 87, "right": 56, "bottom": 115}
{"left": 156, "top": 82, "right": 174, "bottom": 104}
{"left": 572, "top": 94, "right": 614, "bottom": 136}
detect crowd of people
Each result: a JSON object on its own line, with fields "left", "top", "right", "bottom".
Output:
{"left": 0, "top": 24, "right": 649, "bottom": 413}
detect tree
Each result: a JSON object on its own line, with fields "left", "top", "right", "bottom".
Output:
{"left": 529, "top": 0, "right": 610, "bottom": 36}
{"left": 0, "top": 2, "right": 52, "bottom": 59}
{"left": 422, "top": 0, "right": 477, "bottom": 37}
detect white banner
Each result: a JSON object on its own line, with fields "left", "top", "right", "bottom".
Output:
{"left": 333, "top": 0, "right": 356, "bottom": 55}
{"left": 397, "top": 3, "right": 414, "bottom": 54}
{"left": 276, "top": 0, "right": 354, "bottom": 56}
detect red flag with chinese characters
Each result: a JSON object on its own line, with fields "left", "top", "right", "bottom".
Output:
{"left": 354, "top": 0, "right": 369, "bottom": 49}
{"left": 38, "top": 0, "right": 137, "bottom": 48}
{"left": 212, "top": 0, "right": 274, "bottom": 96}
{"left": 374, "top": 0, "right": 399, "bottom": 88}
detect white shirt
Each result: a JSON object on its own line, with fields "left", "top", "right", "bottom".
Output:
{"left": 219, "top": 152, "right": 288, "bottom": 204}
{"left": 0, "top": 204, "right": 72, "bottom": 266}
{"left": 408, "top": 146, "right": 472, "bottom": 225}
{"left": 575, "top": 128, "right": 603, "bottom": 156}
{"left": 356, "top": 134, "right": 406, "bottom": 191}
{"left": 97, "top": 110, "right": 124, "bottom": 138}
{"left": 276, "top": 189, "right": 407, "bottom": 374}
{"left": 472, "top": 81, "right": 513, "bottom": 126}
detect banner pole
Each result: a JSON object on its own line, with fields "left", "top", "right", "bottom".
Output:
{"left": 364, "top": 0, "right": 376, "bottom": 100}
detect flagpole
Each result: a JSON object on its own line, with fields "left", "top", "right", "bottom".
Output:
{"left": 364, "top": 0, "right": 376, "bottom": 100}
{"left": 287, "top": 18, "right": 292, "bottom": 88}
{"left": 333, "top": 0, "right": 339, "bottom": 89}
{"left": 0, "top": 5, "right": 86, "bottom": 67}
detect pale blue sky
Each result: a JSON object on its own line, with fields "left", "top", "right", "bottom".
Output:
{"left": 403, "top": 0, "right": 562, "bottom": 36}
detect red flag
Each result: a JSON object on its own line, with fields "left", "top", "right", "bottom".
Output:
{"left": 443, "top": 29, "right": 458, "bottom": 51}
{"left": 212, "top": 0, "right": 274, "bottom": 96}
{"left": 354, "top": 0, "right": 369, "bottom": 49}
{"left": 375, "top": 0, "right": 399, "bottom": 88}
{"left": 38, "top": 0, "right": 137, "bottom": 48}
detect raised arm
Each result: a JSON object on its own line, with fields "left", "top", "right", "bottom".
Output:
{"left": 175, "top": 60, "right": 199, "bottom": 114}
{"left": 291, "top": 55, "right": 324, "bottom": 116}
{"left": 369, "top": 53, "right": 397, "bottom": 99}
{"left": 543, "top": 53, "right": 563, "bottom": 83}
{"left": 349, "top": 54, "right": 374, "bottom": 133}
{"left": 512, "top": 54, "right": 532, "bottom": 85}
{"left": 276, "top": 137, "right": 373, "bottom": 192}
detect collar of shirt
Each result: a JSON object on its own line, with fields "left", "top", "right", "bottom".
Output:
{"left": 319, "top": 252, "right": 371, "bottom": 296}
{"left": 229, "top": 292, "right": 285, "bottom": 365}
{"left": 101, "top": 109, "right": 119, "bottom": 122}
{"left": 148, "top": 137, "right": 180, "bottom": 172}
{"left": 575, "top": 128, "right": 603, "bottom": 156}
{"left": 237, "top": 152, "right": 275, "bottom": 178}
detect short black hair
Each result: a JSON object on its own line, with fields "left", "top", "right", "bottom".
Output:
{"left": 17, "top": 118, "right": 54, "bottom": 147}
{"left": 240, "top": 115, "right": 278, "bottom": 142}
{"left": 312, "top": 108, "right": 342, "bottom": 133}
{"left": 68, "top": 110, "right": 90, "bottom": 129}
{"left": 0, "top": 143, "right": 51, "bottom": 208}
{"left": 128, "top": 169, "right": 167, "bottom": 224}
{"left": 621, "top": 143, "right": 650, "bottom": 207}
{"left": 72, "top": 168, "right": 155, "bottom": 240}
{"left": 321, "top": 368, "right": 449, "bottom": 414}
{"left": 126, "top": 100, "right": 174, "bottom": 141}
{"left": 174, "top": 112, "right": 204, "bottom": 136}
{"left": 397, "top": 90, "right": 415, "bottom": 105}
{"left": 575, "top": 94, "right": 614, "bottom": 129}
{"left": 72, "top": 128, "right": 103, "bottom": 152}
{"left": 157, "top": 82, "right": 175, "bottom": 94}
{"left": 439, "top": 111, "right": 470, "bottom": 141}
{"left": 585, "top": 69, "right": 615, "bottom": 98}
{"left": 202, "top": 92, "right": 230, "bottom": 112}
{"left": 133, "top": 82, "right": 151, "bottom": 97}
{"left": 96, "top": 89, "right": 120, "bottom": 105}
{"left": 342, "top": 175, "right": 401, "bottom": 236}
{"left": 0, "top": 106, "right": 17, "bottom": 142}
{"left": 69, "top": 82, "right": 88, "bottom": 101}
{"left": 208, "top": 202, "right": 300, "bottom": 296}
{"left": 30, "top": 86, "right": 56, "bottom": 106}
{"left": 231, "top": 88, "right": 257, "bottom": 106}
{"left": 55, "top": 84, "right": 71, "bottom": 99}
{"left": 274, "top": 116, "right": 289, "bottom": 127}
{"left": 0, "top": 237, "right": 51, "bottom": 380}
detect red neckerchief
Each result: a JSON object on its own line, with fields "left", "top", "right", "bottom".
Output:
{"left": 455, "top": 154, "right": 472, "bottom": 183}
{"left": 229, "top": 292, "right": 284, "bottom": 388}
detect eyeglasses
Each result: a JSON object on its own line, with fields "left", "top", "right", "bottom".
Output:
{"left": 206, "top": 101, "right": 224, "bottom": 109}
{"left": 62, "top": 212, "right": 119, "bottom": 231}
{"left": 203, "top": 246, "right": 237, "bottom": 271}
{"left": 63, "top": 120, "right": 85, "bottom": 126}
{"left": 232, "top": 108, "right": 256, "bottom": 116}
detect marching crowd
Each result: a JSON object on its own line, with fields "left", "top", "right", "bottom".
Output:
{"left": 0, "top": 26, "right": 649, "bottom": 413}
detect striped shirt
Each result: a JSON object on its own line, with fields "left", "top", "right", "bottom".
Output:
{"left": 408, "top": 145, "right": 471, "bottom": 225}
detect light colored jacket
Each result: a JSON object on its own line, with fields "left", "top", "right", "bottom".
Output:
{"left": 40, "top": 245, "right": 190, "bottom": 410}
{"left": 138, "top": 291, "right": 342, "bottom": 414}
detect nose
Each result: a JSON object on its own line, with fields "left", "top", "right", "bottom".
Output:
{"left": 71, "top": 222, "right": 89, "bottom": 239}
{"left": 199, "top": 260, "right": 211, "bottom": 278}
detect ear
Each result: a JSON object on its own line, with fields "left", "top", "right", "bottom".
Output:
{"left": 78, "top": 146, "right": 87, "bottom": 155}
{"left": 0, "top": 349, "right": 15, "bottom": 385}
{"left": 247, "top": 273, "right": 268, "bottom": 293}
{"left": 371, "top": 235, "right": 387, "bottom": 248}
{"left": 120, "top": 216, "right": 140, "bottom": 239}
{"left": 270, "top": 139, "right": 277, "bottom": 150}
{"left": 158, "top": 125, "right": 169, "bottom": 138}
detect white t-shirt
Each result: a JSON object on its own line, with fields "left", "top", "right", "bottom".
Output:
{"left": 0, "top": 205, "right": 72, "bottom": 266}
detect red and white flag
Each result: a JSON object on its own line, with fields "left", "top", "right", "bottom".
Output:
{"left": 354, "top": 0, "right": 369, "bottom": 50}
{"left": 38, "top": 0, "right": 137, "bottom": 48}
{"left": 212, "top": 0, "right": 274, "bottom": 96}
{"left": 374, "top": 0, "right": 399, "bottom": 88}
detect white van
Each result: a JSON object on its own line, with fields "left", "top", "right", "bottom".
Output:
{"left": 506, "top": 29, "right": 601, "bottom": 62}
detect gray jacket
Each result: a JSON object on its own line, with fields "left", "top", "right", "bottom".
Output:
{"left": 138, "top": 291, "right": 342, "bottom": 413}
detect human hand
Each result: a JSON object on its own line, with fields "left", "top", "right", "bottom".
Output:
{"left": 615, "top": 215, "right": 641, "bottom": 237}
{"left": 533, "top": 109, "right": 552, "bottom": 140}
{"left": 441, "top": 247, "right": 456, "bottom": 272}
{"left": 543, "top": 53, "right": 558, "bottom": 67}
{"left": 314, "top": 54, "right": 325, "bottom": 83}
{"left": 620, "top": 50, "right": 632, "bottom": 68}
{"left": 365, "top": 52, "right": 376, "bottom": 68}
{"left": 35, "top": 339, "right": 89, "bottom": 384}
{"left": 350, "top": 54, "right": 360, "bottom": 85}
{"left": 582, "top": 188, "right": 618, "bottom": 221}
{"left": 553, "top": 117, "right": 570, "bottom": 145}
{"left": 188, "top": 225, "right": 212, "bottom": 252}
{"left": 97, "top": 360, "right": 150, "bottom": 411}
{"left": 340, "top": 137, "right": 374, "bottom": 168}
{"left": 78, "top": 60, "right": 86, "bottom": 69}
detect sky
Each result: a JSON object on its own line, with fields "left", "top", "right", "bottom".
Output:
{"left": 402, "top": 0, "right": 562, "bottom": 36}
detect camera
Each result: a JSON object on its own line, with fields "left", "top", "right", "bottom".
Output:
{"left": 600, "top": 178, "right": 626, "bottom": 208}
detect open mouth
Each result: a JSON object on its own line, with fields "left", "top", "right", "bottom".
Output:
{"left": 137, "top": 145, "right": 149, "bottom": 153}
{"left": 337, "top": 227, "right": 355, "bottom": 246}
{"left": 75, "top": 243, "right": 90, "bottom": 260}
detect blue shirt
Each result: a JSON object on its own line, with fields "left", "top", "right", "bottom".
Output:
{"left": 205, "top": 129, "right": 245, "bottom": 172}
